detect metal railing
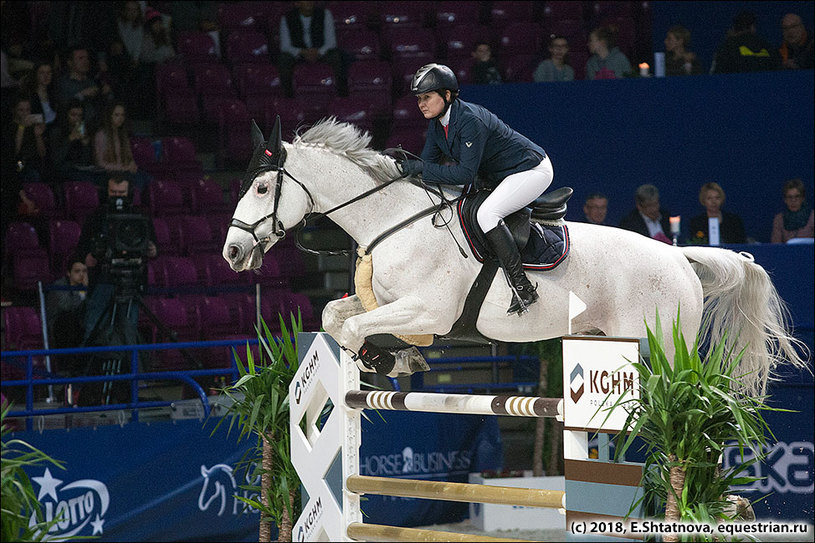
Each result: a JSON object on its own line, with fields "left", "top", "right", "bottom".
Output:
{"left": 1, "top": 338, "right": 258, "bottom": 431}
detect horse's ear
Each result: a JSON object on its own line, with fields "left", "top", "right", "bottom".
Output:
{"left": 267, "top": 115, "right": 282, "bottom": 162}
{"left": 250, "top": 119, "right": 265, "bottom": 150}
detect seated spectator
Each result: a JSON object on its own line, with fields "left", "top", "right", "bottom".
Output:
{"left": 46, "top": 255, "right": 88, "bottom": 375}
{"left": 50, "top": 98, "right": 106, "bottom": 185}
{"left": 56, "top": 46, "right": 113, "bottom": 128}
{"left": 619, "top": 184, "right": 673, "bottom": 244}
{"left": 779, "top": 13, "right": 814, "bottom": 70}
{"left": 712, "top": 11, "right": 780, "bottom": 74}
{"left": 278, "top": 1, "right": 347, "bottom": 97}
{"left": 586, "top": 25, "right": 632, "bottom": 80}
{"left": 771, "top": 178, "right": 814, "bottom": 243}
{"left": 23, "top": 60, "right": 59, "bottom": 131}
{"left": 688, "top": 182, "right": 745, "bottom": 245}
{"left": 534, "top": 35, "right": 574, "bottom": 82}
{"left": 93, "top": 101, "right": 150, "bottom": 192}
{"left": 1, "top": 94, "right": 44, "bottom": 234}
{"left": 471, "top": 42, "right": 502, "bottom": 84}
{"left": 663, "top": 25, "right": 704, "bottom": 76}
{"left": 582, "top": 193, "right": 608, "bottom": 225}
{"left": 140, "top": 8, "right": 176, "bottom": 65}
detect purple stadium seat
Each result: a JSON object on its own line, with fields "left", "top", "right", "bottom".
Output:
{"left": 48, "top": 219, "right": 81, "bottom": 276}
{"left": 156, "top": 62, "right": 191, "bottom": 95}
{"left": 219, "top": 2, "right": 266, "bottom": 32}
{"left": 440, "top": 24, "right": 490, "bottom": 62}
{"left": 149, "top": 179, "right": 187, "bottom": 216}
{"left": 544, "top": 19, "right": 589, "bottom": 52}
{"left": 330, "top": 97, "right": 375, "bottom": 134}
{"left": 22, "top": 183, "right": 59, "bottom": 219}
{"left": 590, "top": 1, "right": 633, "bottom": 20}
{"left": 339, "top": 29, "right": 382, "bottom": 62}
{"left": 542, "top": 1, "right": 585, "bottom": 21}
{"left": 496, "top": 22, "right": 543, "bottom": 58}
{"left": 384, "top": 128, "right": 427, "bottom": 156}
{"left": 262, "top": 97, "right": 308, "bottom": 133}
{"left": 293, "top": 63, "right": 336, "bottom": 118}
{"left": 4, "top": 221, "right": 41, "bottom": 263}
{"left": 391, "top": 94, "right": 428, "bottom": 130}
{"left": 181, "top": 215, "right": 221, "bottom": 255}
{"left": 150, "top": 216, "right": 180, "bottom": 256}
{"left": 225, "top": 29, "right": 271, "bottom": 67}
{"left": 280, "top": 291, "right": 320, "bottom": 331}
{"left": 218, "top": 100, "right": 254, "bottom": 167}
{"left": 162, "top": 137, "right": 204, "bottom": 176}
{"left": 176, "top": 31, "right": 219, "bottom": 64}
{"left": 13, "top": 250, "right": 51, "bottom": 292}
{"left": 489, "top": 1, "right": 535, "bottom": 27}
{"left": 379, "top": 2, "right": 428, "bottom": 29}
{"left": 162, "top": 87, "right": 201, "bottom": 125}
{"left": 329, "top": 1, "right": 375, "bottom": 31}
{"left": 387, "top": 27, "right": 436, "bottom": 62}
{"left": 3, "top": 305, "right": 44, "bottom": 350}
{"left": 191, "top": 178, "right": 230, "bottom": 215}
{"left": 347, "top": 60, "right": 392, "bottom": 116}
{"left": 163, "top": 256, "right": 200, "bottom": 288}
{"left": 63, "top": 181, "right": 100, "bottom": 226}
{"left": 436, "top": 1, "right": 482, "bottom": 28}
{"left": 248, "top": 255, "right": 287, "bottom": 288}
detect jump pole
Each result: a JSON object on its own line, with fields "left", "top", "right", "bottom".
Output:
{"left": 291, "top": 316, "right": 644, "bottom": 540}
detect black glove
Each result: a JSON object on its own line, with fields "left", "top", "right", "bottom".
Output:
{"left": 399, "top": 159, "right": 423, "bottom": 177}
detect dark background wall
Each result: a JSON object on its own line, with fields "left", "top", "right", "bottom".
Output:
{"left": 463, "top": 69, "right": 813, "bottom": 243}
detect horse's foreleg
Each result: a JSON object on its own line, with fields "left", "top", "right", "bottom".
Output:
{"left": 339, "top": 295, "right": 441, "bottom": 353}
{"left": 322, "top": 295, "right": 366, "bottom": 343}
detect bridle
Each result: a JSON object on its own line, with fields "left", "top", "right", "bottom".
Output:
{"left": 228, "top": 118, "right": 465, "bottom": 258}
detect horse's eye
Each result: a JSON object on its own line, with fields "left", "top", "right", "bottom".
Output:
{"left": 257, "top": 184, "right": 268, "bottom": 195}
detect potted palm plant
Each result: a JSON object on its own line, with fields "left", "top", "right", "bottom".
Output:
{"left": 1, "top": 400, "right": 67, "bottom": 541}
{"left": 612, "top": 311, "right": 776, "bottom": 542}
{"left": 211, "top": 312, "right": 303, "bottom": 542}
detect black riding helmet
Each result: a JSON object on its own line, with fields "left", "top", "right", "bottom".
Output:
{"left": 410, "top": 63, "right": 458, "bottom": 118}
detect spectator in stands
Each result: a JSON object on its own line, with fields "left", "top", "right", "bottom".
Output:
{"left": 1, "top": 95, "right": 43, "bottom": 235}
{"left": 586, "top": 25, "right": 632, "bottom": 80}
{"left": 140, "top": 8, "right": 176, "bottom": 65}
{"left": 688, "top": 182, "right": 746, "bottom": 245}
{"left": 46, "top": 2, "right": 116, "bottom": 69}
{"left": 77, "top": 174, "right": 157, "bottom": 346}
{"left": 471, "top": 42, "right": 502, "bottom": 85}
{"left": 107, "top": 1, "right": 154, "bottom": 119}
{"left": 582, "top": 193, "right": 608, "bottom": 225}
{"left": 56, "top": 46, "right": 112, "bottom": 128}
{"left": 278, "top": 1, "right": 347, "bottom": 97}
{"left": 534, "top": 35, "right": 574, "bottom": 82}
{"left": 663, "top": 25, "right": 704, "bottom": 76}
{"left": 712, "top": 11, "right": 780, "bottom": 74}
{"left": 1, "top": 47, "right": 21, "bottom": 124}
{"left": 46, "top": 255, "right": 88, "bottom": 367}
{"left": 166, "top": 1, "right": 221, "bottom": 57}
{"left": 93, "top": 101, "right": 150, "bottom": 192}
{"left": 771, "top": 178, "right": 814, "bottom": 243}
{"left": 23, "top": 60, "right": 59, "bottom": 131}
{"left": 50, "top": 98, "right": 106, "bottom": 185}
{"left": 619, "top": 184, "right": 673, "bottom": 244}
{"left": 779, "top": 13, "right": 814, "bottom": 70}
{"left": 398, "top": 64, "right": 552, "bottom": 315}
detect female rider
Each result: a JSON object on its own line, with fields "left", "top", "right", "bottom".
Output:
{"left": 399, "top": 63, "right": 553, "bottom": 315}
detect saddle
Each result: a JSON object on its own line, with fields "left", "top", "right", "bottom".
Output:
{"left": 457, "top": 186, "right": 572, "bottom": 270}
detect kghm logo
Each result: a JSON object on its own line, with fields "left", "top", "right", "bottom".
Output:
{"left": 30, "top": 468, "right": 109, "bottom": 539}
{"left": 300, "top": 496, "right": 323, "bottom": 540}
{"left": 295, "top": 351, "right": 320, "bottom": 405}
{"left": 569, "top": 364, "right": 584, "bottom": 403}
{"left": 589, "top": 369, "right": 636, "bottom": 395}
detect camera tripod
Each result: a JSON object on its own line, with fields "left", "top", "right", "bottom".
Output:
{"left": 82, "top": 283, "right": 203, "bottom": 405}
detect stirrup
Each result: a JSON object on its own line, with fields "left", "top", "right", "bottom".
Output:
{"left": 507, "top": 284, "right": 539, "bottom": 316}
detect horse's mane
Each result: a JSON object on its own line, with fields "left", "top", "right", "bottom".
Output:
{"left": 293, "top": 117, "right": 401, "bottom": 183}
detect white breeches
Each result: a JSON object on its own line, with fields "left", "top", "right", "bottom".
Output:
{"left": 476, "top": 156, "right": 554, "bottom": 232}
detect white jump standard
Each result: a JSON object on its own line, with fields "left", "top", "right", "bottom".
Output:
{"left": 290, "top": 332, "right": 645, "bottom": 542}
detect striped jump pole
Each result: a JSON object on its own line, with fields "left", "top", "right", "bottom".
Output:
{"left": 291, "top": 332, "right": 644, "bottom": 542}
{"left": 345, "top": 390, "right": 562, "bottom": 418}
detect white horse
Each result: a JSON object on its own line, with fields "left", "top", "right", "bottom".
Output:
{"left": 223, "top": 117, "right": 806, "bottom": 396}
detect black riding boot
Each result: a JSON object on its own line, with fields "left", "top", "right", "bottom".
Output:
{"left": 485, "top": 220, "right": 539, "bottom": 315}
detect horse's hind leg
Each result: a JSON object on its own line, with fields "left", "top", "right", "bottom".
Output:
{"left": 322, "top": 295, "right": 366, "bottom": 343}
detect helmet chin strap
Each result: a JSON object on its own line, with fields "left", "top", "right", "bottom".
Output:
{"left": 432, "top": 92, "right": 453, "bottom": 120}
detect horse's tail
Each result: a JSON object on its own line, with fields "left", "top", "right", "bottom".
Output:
{"left": 680, "top": 246, "right": 809, "bottom": 396}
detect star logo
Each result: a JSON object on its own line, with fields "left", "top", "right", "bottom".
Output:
{"left": 32, "top": 468, "right": 63, "bottom": 501}
{"left": 91, "top": 514, "right": 105, "bottom": 535}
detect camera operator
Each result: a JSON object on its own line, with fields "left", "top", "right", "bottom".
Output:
{"left": 76, "top": 174, "right": 157, "bottom": 347}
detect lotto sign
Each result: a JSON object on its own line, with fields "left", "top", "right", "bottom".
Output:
{"left": 562, "top": 336, "right": 640, "bottom": 432}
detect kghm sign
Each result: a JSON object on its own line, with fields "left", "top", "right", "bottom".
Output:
{"left": 562, "top": 336, "right": 641, "bottom": 433}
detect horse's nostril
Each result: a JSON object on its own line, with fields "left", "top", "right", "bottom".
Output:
{"left": 228, "top": 245, "right": 240, "bottom": 261}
